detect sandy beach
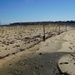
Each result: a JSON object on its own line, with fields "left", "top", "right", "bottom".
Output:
{"left": 0, "top": 25, "right": 74, "bottom": 75}
{"left": 1, "top": 0, "right": 75, "bottom": 74}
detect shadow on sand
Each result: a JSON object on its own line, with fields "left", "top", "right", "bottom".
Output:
{"left": 0, "top": 52, "right": 70, "bottom": 75}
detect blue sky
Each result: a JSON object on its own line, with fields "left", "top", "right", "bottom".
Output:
{"left": 0, "top": 0, "right": 75, "bottom": 24}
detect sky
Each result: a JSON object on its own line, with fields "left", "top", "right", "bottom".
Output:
{"left": 0, "top": 0, "right": 75, "bottom": 24}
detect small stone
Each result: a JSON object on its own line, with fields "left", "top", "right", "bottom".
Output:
{"left": 39, "top": 53, "right": 42, "bottom": 55}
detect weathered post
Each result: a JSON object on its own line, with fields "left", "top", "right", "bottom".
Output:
{"left": 59, "top": 24, "right": 60, "bottom": 34}
{"left": 9, "top": 26, "right": 10, "bottom": 38}
{"left": 43, "top": 24, "right": 45, "bottom": 41}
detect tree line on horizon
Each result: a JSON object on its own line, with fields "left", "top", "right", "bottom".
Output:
{"left": 9, "top": 20, "right": 75, "bottom": 26}
{"left": 1, "top": 20, "right": 75, "bottom": 26}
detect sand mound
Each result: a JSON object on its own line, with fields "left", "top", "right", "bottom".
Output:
{"left": 58, "top": 54, "right": 75, "bottom": 75}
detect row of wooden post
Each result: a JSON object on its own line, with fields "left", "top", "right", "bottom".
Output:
{"left": 43, "top": 24, "right": 67, "bottom": 41}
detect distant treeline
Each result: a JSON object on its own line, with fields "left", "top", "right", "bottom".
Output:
{"left": 1, "top": 21, "right": 75, "bottom": 26}
{"left": 9, "top": 21, "right": 75, "bottom": 26}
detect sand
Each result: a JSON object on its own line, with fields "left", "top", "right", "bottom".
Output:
{"left": 0, "top": 25, "right": 74, "bottom": 75}
{"left": 58, "top": 54, "right": 75, "bottom": 75}
{"left": 57, "top": 30, "right": 75, "bottom": 75}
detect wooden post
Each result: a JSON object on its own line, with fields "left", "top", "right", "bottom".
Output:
{"left": 59, "top": 24, "right": 60, "bottom": 34}
{"left": 9, "top": 26, "right": 10, "bottom": 38}
{"left": 43, "top": 24, "right": 45, "bottom": 41}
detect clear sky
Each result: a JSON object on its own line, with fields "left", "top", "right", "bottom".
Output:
{"left": 0, "top": 0, "right": 75, "bottom": 24}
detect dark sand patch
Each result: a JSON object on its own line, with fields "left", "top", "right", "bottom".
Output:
{"left": 0, "top": 52, "right": 70, "bottom": 75}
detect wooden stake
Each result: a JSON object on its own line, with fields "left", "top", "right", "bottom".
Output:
{"left": 43, "top": 24, "right": 45, "bottom": 41}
